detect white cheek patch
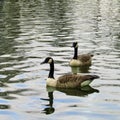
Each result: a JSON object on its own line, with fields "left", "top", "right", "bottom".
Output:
{"left": 75, "top": 44, "right": 78, "bottom": 48}
{"left": 48, "top": 59, "right": 52, "bottom": 63}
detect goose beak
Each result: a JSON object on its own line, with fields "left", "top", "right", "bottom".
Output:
{"left": 41, "top": 61, "right": 45, "bottom": 64}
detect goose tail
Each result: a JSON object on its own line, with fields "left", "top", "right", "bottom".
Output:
{"left": 90, "top": 75, "right": 99, "bottom": 80}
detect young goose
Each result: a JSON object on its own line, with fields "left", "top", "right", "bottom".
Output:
{"left": 70, "top": 42, "right": 93, "bottom": 67}
{"left": 41, "top": 57, "right": 99, "bottom": 88}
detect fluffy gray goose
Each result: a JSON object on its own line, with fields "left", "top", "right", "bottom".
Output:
{"left": 69, "top": 42, "right": 93, "bottom": 67}
{"left": 41, "top": 57, "right": 99, "bottom": 88}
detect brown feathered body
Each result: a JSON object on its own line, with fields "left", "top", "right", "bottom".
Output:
{"left": 47, "top": 74, "right": 99, "bottom": 88}
{"left": 57, "top": 74, "right": 98, "bottom": 88}
{"left": 78, "top": 54, "right": 93, "bottom": 66}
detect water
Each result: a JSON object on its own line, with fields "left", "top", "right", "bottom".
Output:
{"left": 0, "top": 0, "right": 120, "bottom": 120}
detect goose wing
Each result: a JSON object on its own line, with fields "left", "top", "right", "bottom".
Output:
{"left": 57, "top": 74, "right": 82, "bottom": 88}
{"left": 78, "top": 54, "right": 92, "bottom": 62}
{"left": 57, "top": 74, "right": 99, "bottom": 88}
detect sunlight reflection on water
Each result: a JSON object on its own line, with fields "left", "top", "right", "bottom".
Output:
{"left": 0, "top": 0, "right": 120, "bottom": 120}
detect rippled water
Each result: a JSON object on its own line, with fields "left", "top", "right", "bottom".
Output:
{"left": 0, "top": 0, "right": 120, "bottom": 120}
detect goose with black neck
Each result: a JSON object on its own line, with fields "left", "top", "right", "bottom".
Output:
{"left": 41, "top": 57, "right": 99, "bottom": 88}
{"left": 70, "top": 42, "right": 93, "bottom": 67}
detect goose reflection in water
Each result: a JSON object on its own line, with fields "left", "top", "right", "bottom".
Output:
{"left": 56, "top": 85, "right": 99, "bottom": 97}
{"left": 41, "top": 86, "right": 99, "bottom": 115}
{"left": 41, "top": 92, "right": 55, "bottom": 115}
{"left": 71, "top": 65, "right": 90, "bottom": 74}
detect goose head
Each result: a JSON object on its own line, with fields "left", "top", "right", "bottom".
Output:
{"left": 41, "top": 57, "right": 53, "bottom": 64}
{"left": 41, "top": 57, "right": 55, "bottom": 79}
{"left": 72, "top": 42, "right": 78, "bottom": 48}
{"left": 71, "top": 42, "right": 79, "bottom": 60}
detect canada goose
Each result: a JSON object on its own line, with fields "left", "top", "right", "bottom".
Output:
{"left": 41, "top": 57, "right": 99, "bottom": 88}
{"left": 70, "top": 42, "right": 94, "bottom": 67}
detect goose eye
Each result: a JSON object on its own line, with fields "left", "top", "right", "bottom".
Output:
{"left": 48, "top": 59, "right": 52, "bottom": 63}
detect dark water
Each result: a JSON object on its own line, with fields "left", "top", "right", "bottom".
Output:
{"left": 0, "top": 0, "right": 120, "bottom": 120}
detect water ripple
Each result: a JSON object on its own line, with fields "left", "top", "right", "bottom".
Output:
{"left": 0, "top": 0, "right": 120, "bottom": 120}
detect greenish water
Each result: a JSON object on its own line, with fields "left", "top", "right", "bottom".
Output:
{"left": 0, "top": 0, "right": 120, "bottom": 120}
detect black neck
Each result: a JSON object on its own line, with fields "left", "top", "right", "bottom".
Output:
{"left": 73, "top": 47, "right": 78, "bottom": 59}
{"left": 48, "top": 92, "right": 53, "bottom": 107}
{"left": 48, "top": 60, "right": 54, "bottom": 78}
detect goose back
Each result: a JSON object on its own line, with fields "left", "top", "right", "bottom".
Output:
{"left": 56, "top": 74, "right": 99, "bottom": 88}
{"left": 78, "top": 54, "right": 93, "bottom": 65}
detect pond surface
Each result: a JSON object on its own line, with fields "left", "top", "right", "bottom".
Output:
{"left": 0, "top": 0, "right": 120, "bottom": 120}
